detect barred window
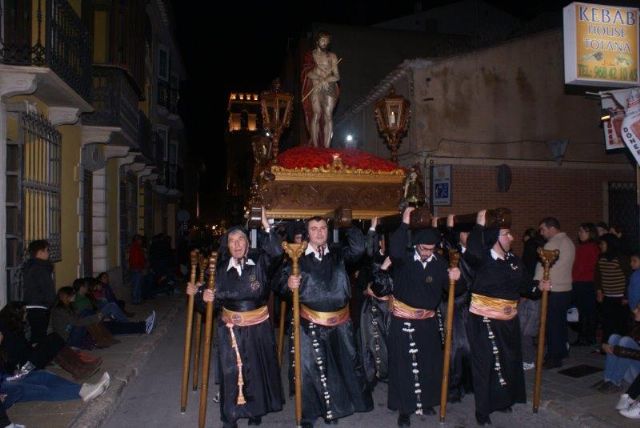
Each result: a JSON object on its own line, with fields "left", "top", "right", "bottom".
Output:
{"left": 21, "top": 112, "right": 62, "bottom": 262}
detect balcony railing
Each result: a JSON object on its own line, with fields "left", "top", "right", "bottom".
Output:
{"left": 158, "top": 80, "right": 179, "bottom": 115}
{"left": 0, "top": 0, "right": 92, "bottom": 101}
{"left": 83, "top": 66, "right": 139, "bottom": 144}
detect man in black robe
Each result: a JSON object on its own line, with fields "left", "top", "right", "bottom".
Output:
{"left": 380, "top": 207, "right": 462, "bottom": 427}
{"left": 284, "top": 216, "right": 373, "bottom": 427}
{"left": 359, "top": 217, "right": 391, "bottom": 386}
{"left": 187, "top": 209, "right": 283, "bottom": 428}
{"left": 465, "top": 209, "right": 551, "bottom": 426}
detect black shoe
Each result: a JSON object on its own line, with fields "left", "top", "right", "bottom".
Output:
{"left": 248, "top": 416, "right": 262, "bottom": 426}
{"left": 397, "top": 414, "right": 411, "bottom": 427}
{"left": 301, "top": 422, "right": 314, "bottom": 428}
{"left": 324, "top": 418, "right": 338, "bottom": 425}
{"left": 497, "top": 406, "right": 512, "bottom": 413}
{"left": 423, "top": 407, "right": 436, "bottom": 415}
{"left": 475, "top": 412, "right": 492, "bottom": 426}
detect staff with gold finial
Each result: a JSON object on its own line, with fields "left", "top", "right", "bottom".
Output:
{"left": 192, "top": 253, "right": 208, "bottom": 392}
{"left": 533, "top": 247, "right": 558, "bottom": 413}
{"left": 439, "top": 247, "right": 461, "bottom": 422}
{"left": 198, "top": 253, "right": 218, "bottom": 428}
{"left": 180, "top": 249, "right": 199, "bottom": 412}
{"left": 282, "top": 240, "right": 308, "bottom": 427}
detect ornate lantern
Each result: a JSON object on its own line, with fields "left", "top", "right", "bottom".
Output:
{"left": 260, "top": 79, "right": 293, "bottom": 160}
{"left": 374, "top": 87, "right": 410, "bottom": 163}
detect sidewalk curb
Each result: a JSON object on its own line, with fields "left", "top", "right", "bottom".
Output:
{"left": 69, "top": 299, "right": 182, "bottom": 428}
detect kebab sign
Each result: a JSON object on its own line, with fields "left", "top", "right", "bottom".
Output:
{"left": 564, "top": 2, "right": 639, "bottom": 87}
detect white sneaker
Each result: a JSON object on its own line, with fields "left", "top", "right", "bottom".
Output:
{"left": 5, "top": 424, "right": 26, "bottom": 428}
{"left": 620, "top": 401, "right": 640, "bottom": 419}
{"left": 79, "top": 372, "right": 110, "bottom": 402}
{"left": 145, "top": 311, "right": 156, "bottom": 334}
{"left": 616, "top": 393, "right": 635, "bottom": 410}
{"left": 523, "top": 362, "right": 535, "bottom": 371}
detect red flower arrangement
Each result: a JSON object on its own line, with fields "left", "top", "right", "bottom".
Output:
{"left": 276, "top": 147, "right": 400, "bottom": 172}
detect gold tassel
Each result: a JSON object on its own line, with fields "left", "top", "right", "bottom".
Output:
{"left": 226, "top": 323, "right": 246, "bottom": 405}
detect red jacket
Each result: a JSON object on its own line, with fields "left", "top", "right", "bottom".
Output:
{"left": 572, "top": 241, "right": 599, "bottom": 282}
{"left": 128, "top": 240, "right": 145, "bottom": 271}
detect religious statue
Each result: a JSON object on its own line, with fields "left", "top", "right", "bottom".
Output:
{"left": 301, "top": 31, "right": 341, "bottom": 148}
{"left": 399, "top": 163, "right": 426, "bottom": 210}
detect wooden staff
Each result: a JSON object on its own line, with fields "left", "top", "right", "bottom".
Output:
{"left": 277, "top": 300, "right": 287, "bottom": 365}
{"left": 282, "top": 241, "right": 308, "bottom": 427}
{"left": 439, "top": 249, "right": 461, "bottom": 422}
{"left": 199, "top": 253, "right": 218, "bottom": 428}
{"left": 180, "top": 250, "right": 198, "bottom": 412}
{"left": 533, "top": 248, "right": 559, "bottom": 413}
{"left": 192, "top": 254, "right": 208, "bottom": 391}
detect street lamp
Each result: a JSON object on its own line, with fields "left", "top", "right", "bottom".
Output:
{"left": 260, "top": 78, "right": 293, "bottom": 160}
{"left": 374, "top": 87, "right": 410, "bottom": 163}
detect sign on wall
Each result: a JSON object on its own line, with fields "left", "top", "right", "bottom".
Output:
{"left": 600, "top": 87, "right": 640, "bottom": 160}
{"left": 432, "top": 165, "right": 452, "bottom": 206}
{"left": 564, "top": 2, "right": 639, "bottom": 87}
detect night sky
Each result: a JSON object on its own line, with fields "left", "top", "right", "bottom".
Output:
{"left": 170, "top": 0, "right": 635, "bottom": 222}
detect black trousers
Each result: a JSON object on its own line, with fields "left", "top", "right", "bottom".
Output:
{"left": 601, "top": 296, "right": 629, "bottom": 343}
{"left": 572, "top": 282, "right": 597, "bottom": 343}
{"left": 628, "top": 373, "right": 640, "bottom": 399}
{"left": 26, "top": 308, "right": 50, "bottom": 345}
{"left": 545, "top": 291, "right": 571, "bottom": 362}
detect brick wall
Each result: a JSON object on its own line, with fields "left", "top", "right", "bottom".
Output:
{"left": 433, "top": 164, "right": 635, "bottom": 255}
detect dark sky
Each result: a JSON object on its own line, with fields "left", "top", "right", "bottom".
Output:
{"left": 170, "top": 0, "right": 634, "bottom": 221}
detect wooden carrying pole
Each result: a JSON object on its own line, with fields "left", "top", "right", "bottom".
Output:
{"left": 533, "top": 248, "right": 559, "bottom": 413}
{"left": 282, "top": 241, "right": 308, "bottom": 427}
{"left": 277, "top": 300, "right": 287, "bottom": 365}
{"left": 198, "top": 253, "right": 218, "bottom": 428}
{"left": 192, "top": 254, "right": 208, "bottom": 391}
{"left": 180, "top": 250, "right": 199, "bottom": 412}
{"left": 439, "top": 249, "right": 461, "bottom": 422}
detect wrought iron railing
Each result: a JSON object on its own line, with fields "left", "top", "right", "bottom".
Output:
{"left": 83, "top": 66, "right": 139, "bottom": 144}
{"left": 0, "top": 0, "right": 92, "bottom": 102}
{"left": 157, "top": 80, "right": 179, "bottom": 114}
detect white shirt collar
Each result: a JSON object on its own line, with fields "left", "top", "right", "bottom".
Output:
{"left": 414, "top": 250, "right": 435, "bottom": 267}
{"left": 226, "top": 257, "right": 255, "bottom": 274}
{"left": 305, "top": 244, "right": 330, "bottom": 260}
{"left": 490, "top": 249, "right": 505, "bottom": 260}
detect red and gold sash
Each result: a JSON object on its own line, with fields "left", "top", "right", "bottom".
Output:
{"left": 390, "top": 297, "right": 435, "bottom": 320}
{"left": 221, "top": 305, "right": 269, "bottom": 327}
{"left": 469, "top": 293, "right": 518, "bottom": 321}
{"left": 300, "top": 304, "right": 350, "bottom": 327}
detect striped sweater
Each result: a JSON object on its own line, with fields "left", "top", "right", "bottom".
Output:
{"left": 595, "top": 257, "right": 629, "bottom": 297}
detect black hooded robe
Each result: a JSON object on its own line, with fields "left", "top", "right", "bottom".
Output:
{"left": 464, "top": 225, "right": 540, "bottom": 418}
{"left": 196, "top": 229, "right": 284, "bottom": 426}
{"left": 279, "top": 227, "right": 373, "bottom": 424}
{"left": 384, "top": 223, "right": 452, "bottom": 415}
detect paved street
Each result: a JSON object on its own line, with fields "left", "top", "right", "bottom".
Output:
{"left": 102, "top": 301, "right": 637, "bottom": 428}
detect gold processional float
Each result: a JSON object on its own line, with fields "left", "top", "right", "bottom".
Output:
{"left": 180, "top": 77, "right": 553, "bottom": 427}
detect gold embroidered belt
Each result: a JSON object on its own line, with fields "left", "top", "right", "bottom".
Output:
{"left": 390, "top": 297, "right": 435, "bottom": 320}
{"left": 300, "top": 305, "right": 350, "bottom": 327}
{"left": 221, "top": 306, "right": 269, "bottom": 327}
{"left": 469, "top": 293, "right": 518, "bottom": 321}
